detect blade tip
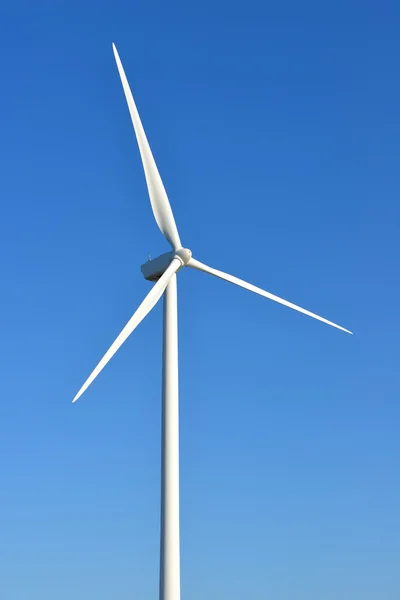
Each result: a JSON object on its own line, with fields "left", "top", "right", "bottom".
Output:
{"left": 341, "top": 327, "right": 353, "bottom": 335}
{"left": 337, "top": 326, "right": 352, "bottom": 335}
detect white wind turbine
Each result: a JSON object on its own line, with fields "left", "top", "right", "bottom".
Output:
{"left": 73, "top": 43, "right": 352, "bottom": 600}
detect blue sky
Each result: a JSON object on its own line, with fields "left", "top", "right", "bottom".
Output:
{"left": 0, "top": 1, "right": 399, "bottom": 598}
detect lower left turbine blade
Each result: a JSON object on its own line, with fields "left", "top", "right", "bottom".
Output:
{"left": 72, "top": 258, "right": 181, "bottom": 402}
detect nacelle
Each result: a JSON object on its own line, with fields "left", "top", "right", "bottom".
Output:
{"left": 141, "top": 252, "right": 174, "bottom": 282}
{"left": 141, "top": 248, "right": 192, "bottom": 282}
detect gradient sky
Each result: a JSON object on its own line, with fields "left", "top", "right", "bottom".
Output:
{"left": 0, "top": 1, "right": 399, "bottom": 599}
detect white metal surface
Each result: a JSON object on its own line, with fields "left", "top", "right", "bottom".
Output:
{"left": 160, "top": 275, "right": 181, "bottom": 600}
{"left": 188, "top": 257, "right": 352, "bottom": 334}
{"left": 113, "top": 44, "right": 182, "bottom": 251}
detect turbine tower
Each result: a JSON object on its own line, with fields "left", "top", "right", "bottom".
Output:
{"left": 73, "top": 44, "right": 352, "bottom": 600}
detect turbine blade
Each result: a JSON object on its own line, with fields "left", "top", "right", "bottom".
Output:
{"left": 188, "top": 258, "right": 352, "bottom": 334}
{"left": 73, "top": 258, "right": 182, "bottom": 403}
{"left": 112, "top": 44, "right": 182, "bottom": 251}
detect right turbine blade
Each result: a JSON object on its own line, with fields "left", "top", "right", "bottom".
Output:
{"left": 188, "top": 258, "right": 352, "bottom": 334}
{"left": 112, "top": 44, "right": 182, "bottom": 251}
{"left": 73, "top": 258, "right": 182, "bottom": 403}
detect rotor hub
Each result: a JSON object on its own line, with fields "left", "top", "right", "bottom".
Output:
{"left": 175, "top": 247, "right": 192, "bottom": 266}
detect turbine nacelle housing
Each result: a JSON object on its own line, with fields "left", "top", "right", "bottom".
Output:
{"left": 141, "top": 248, "right": 192, "bottom": 281}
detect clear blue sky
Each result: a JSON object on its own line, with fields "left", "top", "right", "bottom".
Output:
{"left": 0, "top": 1, "right": 399, "bottom": 598}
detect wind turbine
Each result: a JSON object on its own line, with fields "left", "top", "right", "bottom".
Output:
{"left": 73, "top": 43, "right": 352, "bottom": 600}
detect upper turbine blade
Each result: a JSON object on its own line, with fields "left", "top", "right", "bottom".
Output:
{"left": 188, "top": 258, "right": 352, "bottom": 334}
{"left": 112, "top": 43, "right": 182, "bottom": 251}
{"left": 73, "top": 258, "right": 182, "bottom": 403}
